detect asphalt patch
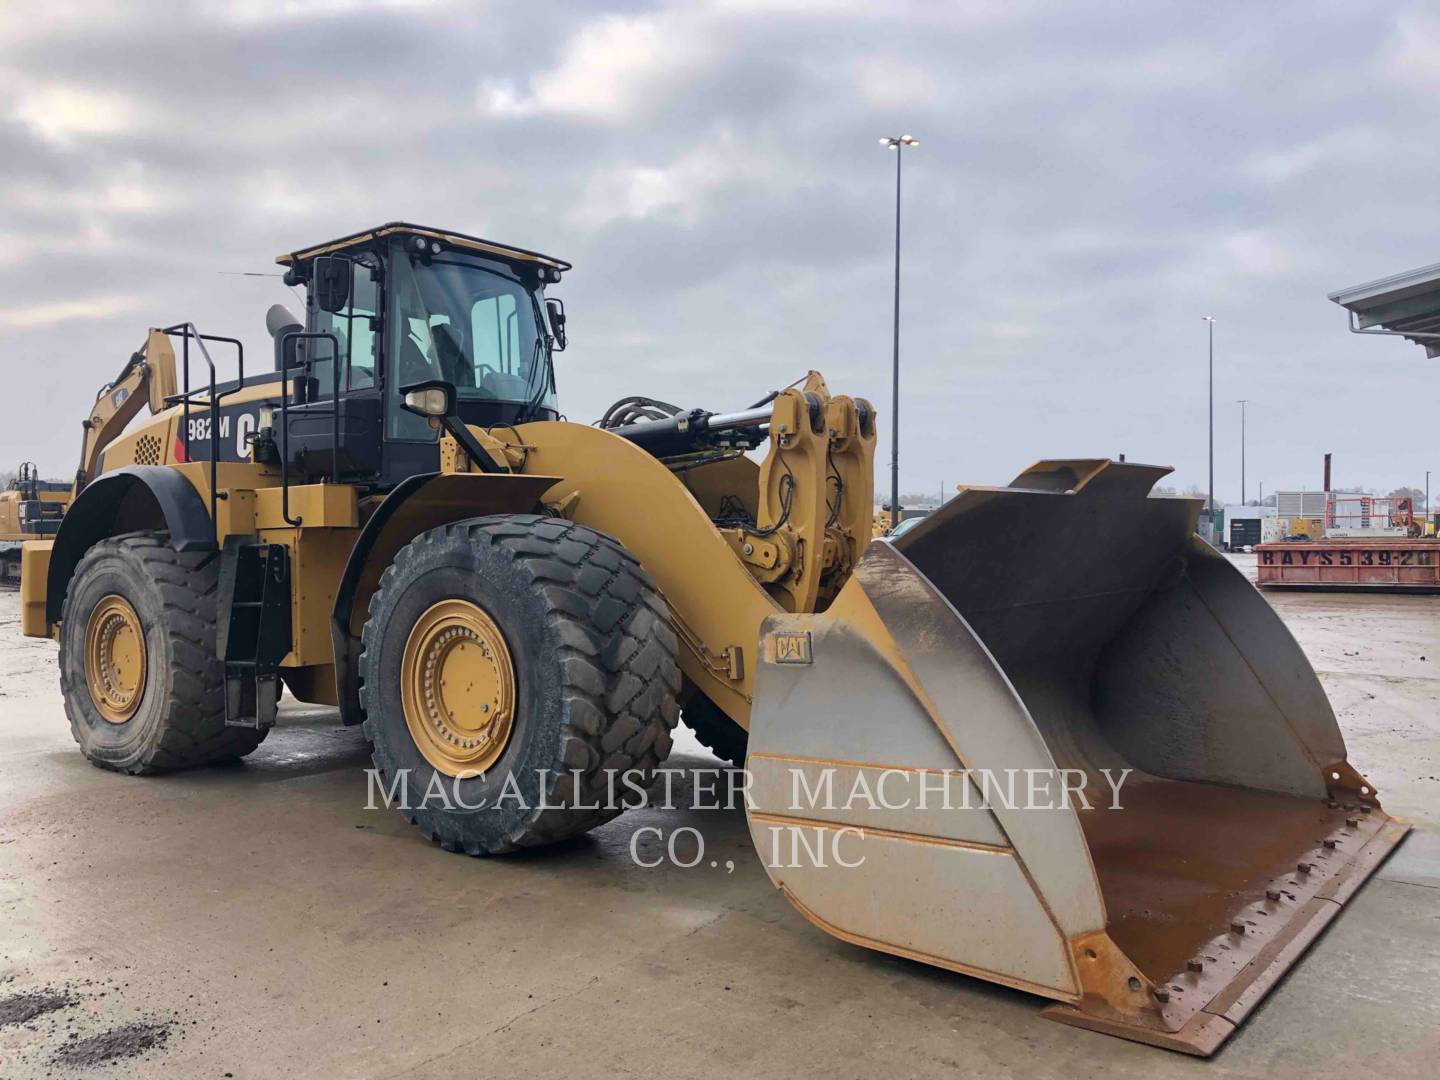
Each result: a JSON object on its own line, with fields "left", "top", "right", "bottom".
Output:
{"left": 51, "top": 1020, "right": 172, "bottom": 1068}
{"left": 0, "top": 989, "right": 78, "bottom": 1027}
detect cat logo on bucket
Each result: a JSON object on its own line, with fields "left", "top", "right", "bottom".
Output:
{"left": 769, "top": 630, "right": 812, "bottom": 665}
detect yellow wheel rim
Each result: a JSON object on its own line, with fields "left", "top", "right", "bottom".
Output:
{"left": 400, "top": 599, "right": 516, "bottom": 777}
{"left": 84, "top": 594, "right": 147, "bottom": 724}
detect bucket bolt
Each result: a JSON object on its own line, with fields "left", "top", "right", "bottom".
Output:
{"left": 1265, "top": 889, "right": 1282, "bottom": 902}
{"left": 1345, "top": 817, "right": 1359, "bottom": 829}
{"left": 1323, "top": 838, "right": 1338, "bottom": 850}
{"left": 1230, "top": 921, "right": 1247, "bottom": 935}
{"left": 1153, "top": 989, "right": 1170, "bottom": 1004}
{"left": 1297, "top": 862, "right": 1313, "bottom": 874}
{"left": 1186, "top": 959, "right": 1204, "bottom": 973}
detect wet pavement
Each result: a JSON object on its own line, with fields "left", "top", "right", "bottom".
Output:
{"left": 0, "top": 571, "right": 1437, "bottom": 1078}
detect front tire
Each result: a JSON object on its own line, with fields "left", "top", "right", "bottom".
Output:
{"left": 59, "top": 532, "right": 267, "bottom": 774}
{"left": 359, "top": 515, "right": 681, "bottom": 855}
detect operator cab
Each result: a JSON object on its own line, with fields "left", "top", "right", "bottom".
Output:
{"left": 273, "top": 223, "right": 569, "bottom": 487}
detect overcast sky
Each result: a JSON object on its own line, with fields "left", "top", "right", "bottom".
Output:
{"left": 3, "top": 0, "right": 1439, "bottom": 504}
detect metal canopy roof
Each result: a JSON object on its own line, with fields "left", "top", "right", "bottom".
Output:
{"left": 1328, "top": 260, "right": 1440, "bottom": 357}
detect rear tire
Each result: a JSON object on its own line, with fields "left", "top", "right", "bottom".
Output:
{"left": 59, "top": 532, "right": 267, "bottom": 774}
{"left": 683, "top": 693, "right": 748, "bottom": 767}
{"left": 359, "top": 515, "right": 681, "bottom": 855}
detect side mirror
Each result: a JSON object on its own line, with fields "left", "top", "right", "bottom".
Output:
{"left": 400, "top": 378, "right": 458, "bottom": 420}
{"left": 545, "top": 297, "right": 567, "bottom": 351}
{"left": 313, "top": 255, "right": 352, "bottom": 314}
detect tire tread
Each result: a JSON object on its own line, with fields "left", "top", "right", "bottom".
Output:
{"left": 359, "top": 515, "right": 680, "bottom": 854}
{"left": 60, "top": 532, "right": 266, "bottom": 774}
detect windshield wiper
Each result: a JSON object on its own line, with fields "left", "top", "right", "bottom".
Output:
{"left": 516, "top": 335, "right": 552, "bottom": 423}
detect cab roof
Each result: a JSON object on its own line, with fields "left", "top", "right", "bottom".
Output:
{"left": 275, "top": 222, "right": 572, "bottom": 273}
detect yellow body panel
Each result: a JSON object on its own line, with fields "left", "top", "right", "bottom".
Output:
{"left": 254, "top": 484, "right": 359, "bottom": 530}
{"left": 509, "top": 420, "right": 779, "bottom": 725}
{"left": 176, "top": 474, "right": 359, "bottom": 674}
{"left": 19, "top": 540, "right": 53, "bottom": 637}
{"left": 261, "top": 521, "right": 357, "bottom": 668}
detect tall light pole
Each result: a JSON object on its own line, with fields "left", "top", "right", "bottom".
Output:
{"left": 880, "top": 133, "right": 918, "bottom": 525}
{"left": 1236, "top": 399, "right": 1248, "bottom": 504}
{"left": 1202, "top": 316, "right": 1215, "bottom": 532}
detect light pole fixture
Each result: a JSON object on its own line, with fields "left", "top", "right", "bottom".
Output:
{"left": 1202, "top": 316, "right": 1215, "bottom": 530}
{"left": 1236, "top": 399, "right": 1248, "bottom": 504}
{"left": 880, "top": 133, "right": 918, "bottom": 526}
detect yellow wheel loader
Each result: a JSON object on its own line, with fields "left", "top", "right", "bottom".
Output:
{"left": 17, "top": 223, "right": 1406, "bottom": 1054}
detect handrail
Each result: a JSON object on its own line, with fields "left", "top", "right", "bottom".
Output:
{"left": 161, "top": 324, "right": 245, "bottom": 546}
{"left": 277, "top": 330, "right": 341, "bottom": 527}
{"left": 158, "top": 323, "right": 343, "bottom": 535}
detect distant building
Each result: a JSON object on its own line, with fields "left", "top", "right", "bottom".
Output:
{"left": 1222, "top": 504, "right": 1278, "bottom": 550}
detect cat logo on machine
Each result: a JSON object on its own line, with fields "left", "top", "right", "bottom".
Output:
{"left": 110, "top": 387, "right": 130, "bottom": 410}
{"left": 769, "top": 630, "right": 813, "bottom": 665}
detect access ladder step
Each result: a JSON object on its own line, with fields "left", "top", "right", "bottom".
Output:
{"left": 216, "top": 539, "right": 291, "bottom": 730}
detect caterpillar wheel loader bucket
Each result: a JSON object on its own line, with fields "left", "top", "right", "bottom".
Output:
{"left": 746, "top": 459, "right": 1408, "bottom": 1055}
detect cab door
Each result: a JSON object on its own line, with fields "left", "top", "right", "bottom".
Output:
{"left": 294, "top": 259, "right": 385, "bottom": 479}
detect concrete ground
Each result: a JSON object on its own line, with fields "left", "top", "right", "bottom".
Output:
{"left": 1, "top": 557, "right": 1437, "bottom": 1078}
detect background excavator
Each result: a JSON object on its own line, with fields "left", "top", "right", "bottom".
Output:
{"left": 0, "top": 463, "right": 69, "bottom": 586}
{"left": 0, "top": 342, "right": 172, "bottom": 585}
{"left": 13, "top": 222, "right": 1406, "bottom": 1054}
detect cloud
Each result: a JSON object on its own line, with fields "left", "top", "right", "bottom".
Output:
{"left": 1242, "top": 129, "right": 1374, "bottom": 185}
{"left": 570, "top": 135, "right": 766, "bottom": 228}
{"left": 10, "top": 83, "right": 146, "bottom": 145}
{"left": 1383, "top": 12, "right": 1440, "bottom": 92}
{"left": 0, "top": 294, "right": 140, "bottom": 329}
{"left": 1222, "top": 230, "right": 1296, "bottom": 277}
{"left": 215, "top": 0, "right": 443, "bottom": 25}
{"left": 854, "top": 56, "right": 941, "bottom": 108}
{"left": 0, "top": 1, "right": 1436, "bottom": 501}
{"left": 479, "top": 11, "right": 714, "bottom": 121}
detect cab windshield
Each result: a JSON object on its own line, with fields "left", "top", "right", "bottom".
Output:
{"left": 386, "top": 244, "right": 554, "bottom": 438}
